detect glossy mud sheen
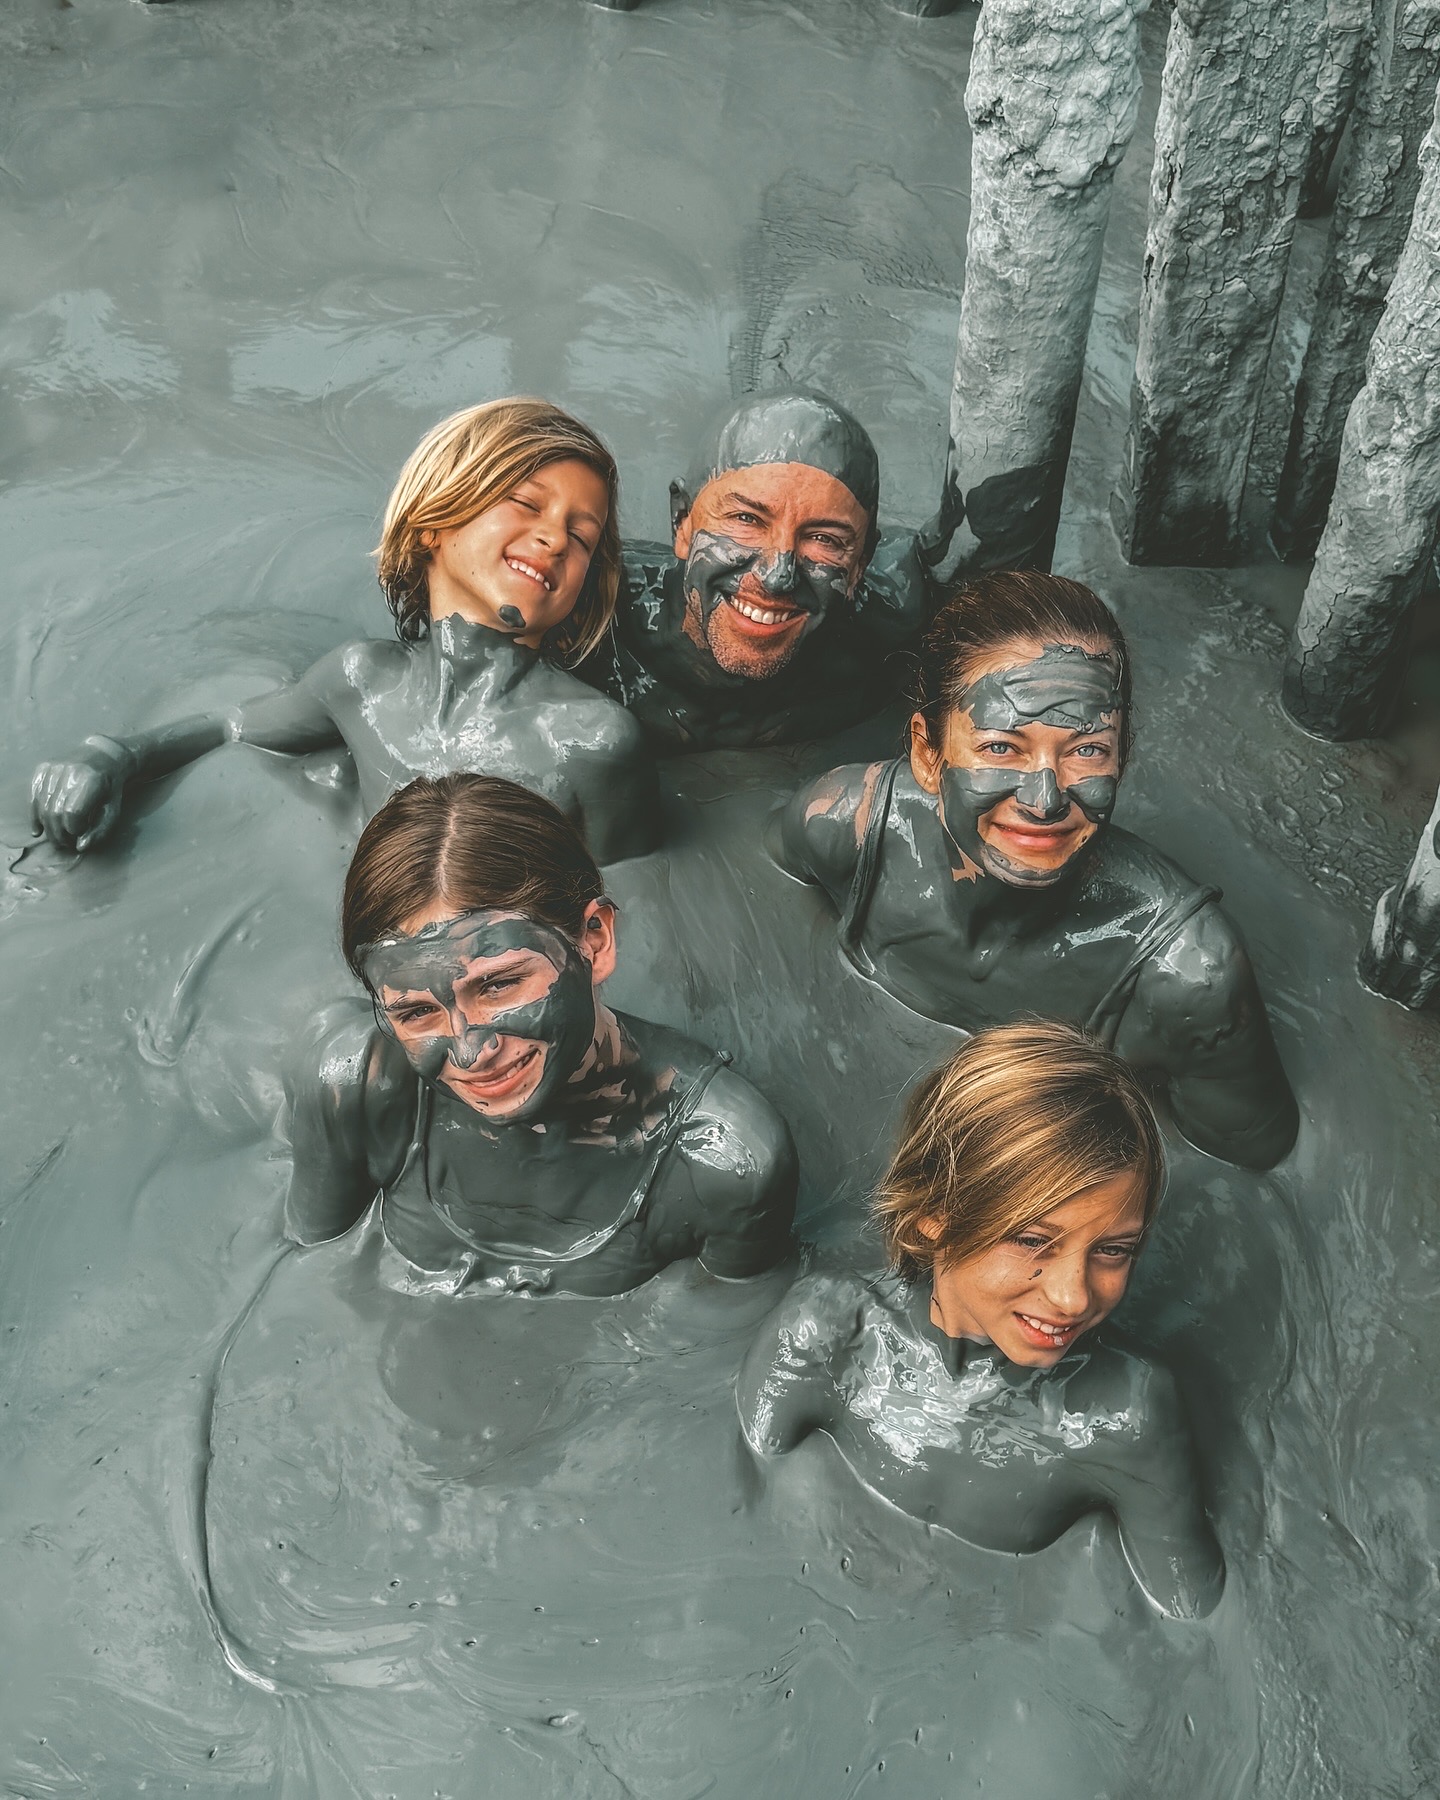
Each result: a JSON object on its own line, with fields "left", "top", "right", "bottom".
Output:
{"left": 2, "top": 2, "right": 1439, "bottom": 1796}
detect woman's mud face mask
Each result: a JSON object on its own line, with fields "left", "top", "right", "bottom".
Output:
{"left": 362, "top": 911, "right": 598, "bottom": 1121}
{"left": 928, "top": 643, "right": 1123, "bottom": 888}
{"left": 674, "top": 463, "right": 870, "bottom": 681}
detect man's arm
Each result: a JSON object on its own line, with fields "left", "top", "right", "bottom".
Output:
{"left": 1117, "top": 904, "right": 1299, "bottom": 1170}
{"left": 283, "top": 999, "right": 413, "bottom": 1246}
{"left": 30, "top": 653, "right": 348, "bottom": 853}
{"left": 680, "top": 1067, "right": 797, "bottom": 1280}
{"left": 1090, "top": 1359, "right": 1226, "bottom": 1621}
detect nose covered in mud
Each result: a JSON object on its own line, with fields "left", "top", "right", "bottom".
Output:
{"left": 937, "top": 642, "right": 1123, "bottom": 887}
{"left": 684, "top": 527, "right": 854, "bottom": 633}
{"left": 361, "top": 910, "right": 598, "bottom": 1119}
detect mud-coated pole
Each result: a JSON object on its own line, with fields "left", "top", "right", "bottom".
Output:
{"left": 1273, "top": 0, "right": 1440, "bottom": 561}
{"left": 1359, "top": 784, "right": 1440, "bottom": 1006}
{"left": 1111, "top": 0, "right": 1325, "bottom": 565}
{"left": 944, "top": 0, "right": 1147, "bottom": 577}
{"left": 1282, "top": 80, "right": 1440, "bottom": 740}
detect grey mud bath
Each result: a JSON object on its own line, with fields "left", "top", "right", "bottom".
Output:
{"left": 2, "top": 0, "right": 1437, "bottom": 1797}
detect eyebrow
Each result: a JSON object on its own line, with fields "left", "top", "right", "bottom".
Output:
{"left": 723, "top": 491, "right": 776, "bottom": 518}
{"left": 567, "top": 509, "right": 605, "bottom": 533}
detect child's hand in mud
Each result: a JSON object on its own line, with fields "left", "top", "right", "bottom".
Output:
{"left": 29, "top": 738, "right": 135, "bottom": 852}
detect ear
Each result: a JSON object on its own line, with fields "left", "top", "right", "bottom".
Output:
{"left": 580, "top": 898, "right": 619, "bottom": 986}
{"left": 915, "top": 1214, "right": 946, "bottom": 1242}
{"left": 909, "top": 711, "right": 944, "bottom": 795}
{"left": 669, "top": 480, "right": 693, "bottom": 557}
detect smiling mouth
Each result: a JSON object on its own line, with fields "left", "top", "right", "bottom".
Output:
{"left": 505, "top": 555, "right": 554, "bottom": 592}
{"left": 1013, "top": 1311, "right": 1084, "bottom": 1350}
{"left": 450, "top": 1044, "right": 541, "bottom": 1097}
{"left": 722, "top": 595, "right": 806, "bottom": 634}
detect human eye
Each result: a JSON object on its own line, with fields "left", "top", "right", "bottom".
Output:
{"left": 1094, "top": 1240, "right": 1139, "bottom": 1262}
{"left": 389, "top": 1002, "right": 442, "bottom": 1029}
{"left": 1073, "top": 741, "right": 1103, "bottom": 758}
{"left": 568, "top": 528, "right": 596, "bottom": 552}
{"left": 980, "top": 740, "right": 1016, "bottom": 757}
{"left": 728, "top": 509, "right": 763, "bottom": 527}
{"left": 1010, "top": 1232, "right": 1050, "bottom": 1253}
{"left": 809, "top": 531, "right": 845, "bottom": 552}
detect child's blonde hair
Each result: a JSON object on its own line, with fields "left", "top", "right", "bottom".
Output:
{"left": 374, "top": 398, "right": 622, "bottom": 662}
{"left": 873, "top": 1019, "right": 1164, "bottom": 1280}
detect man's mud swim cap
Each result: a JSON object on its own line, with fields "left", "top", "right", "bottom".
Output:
{"left": 689, "top": 390, "right": 880, "bottom": 518}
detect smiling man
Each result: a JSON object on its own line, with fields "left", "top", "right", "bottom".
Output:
{"left": 578, "top": 390, "right": 956, "bottom": 750}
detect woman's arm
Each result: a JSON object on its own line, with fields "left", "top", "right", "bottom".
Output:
{"left": 681, "top": 1068, "right": 798, "bottom": 1280}
{"left": 766, "top": 760, "right": 878, "bottom": 893}
{"left": 1094, "top": 1359, "right": 1226, "bottom": 1621}
{"left": 735, "top": 1273, "right": 853, "bottom": 1455}
{"left": 29, "top": 656, "right": 348, "bottom": 853}
{"left": 1118, "top": 904, "right": 1299, "bottom": 1170}
{"left": 283, "top": 1000, "right": 413, "bottom": 1246}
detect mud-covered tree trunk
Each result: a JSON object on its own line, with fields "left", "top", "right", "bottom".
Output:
{"left": 1359, "top": 784, "right": 1440, "bottom": 1005}
{"left": 1282, "top": 84, "right": 1440, "bottom": 738}
{"left": 1299, "top": 0, "right": 1375, "bottom": 215}
{"left": 1111, "top": 0, "right": 1325, "bottom": 565}
{"left": 943, "top": 0, "right": 1147, "bottom": 576}
{"left": 1273, "top": 0, "right": 1440, "bottom": 559}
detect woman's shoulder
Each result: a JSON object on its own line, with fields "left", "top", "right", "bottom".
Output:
{"left": 1089, "top": 825, "right": 1216, "bottom": 913}
{"left": 620, "top": 1016, "right": 794, "bottom": 1167}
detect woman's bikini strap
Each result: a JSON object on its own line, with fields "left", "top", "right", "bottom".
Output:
{"left": 839, "top": 757, "right": 905, "bottom": 978}
{"left": 1083, "top": 884, "right": 1222, "bottom": 1045}
{"left": 414, "top": 1049, "right": 733, "bottom": 1274}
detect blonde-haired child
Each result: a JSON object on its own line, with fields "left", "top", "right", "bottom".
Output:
{"left": 738, "top": 1019, "right": 1225, "bottom": 1622}
{"left": 31, "top": 398, "right": 657, "bottom": 863}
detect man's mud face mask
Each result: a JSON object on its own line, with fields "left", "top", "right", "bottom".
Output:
{"left": 361, "top": 910, "right": 598, "bottom": 1121}
{"left": 674, "top": 393, "right": 878, "bottom": 682}
{"left": 935, "top": 643, "right": 1123, "bottom": 889}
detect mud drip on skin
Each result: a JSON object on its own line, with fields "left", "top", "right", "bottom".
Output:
{"left": 1, "top": 0, "right": 1436, "bottom": 1796}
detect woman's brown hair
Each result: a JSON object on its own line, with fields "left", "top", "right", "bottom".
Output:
{"left": 342, "top": 773, "right": 604, "bottom": 983}
{"left": 914, "top": 570, "right": 1135, "bottom": 767}
{"left": 374, "top": 397, "right": 622, "bottom": 663}
{"left": 873, "top": 1020, "right": 1164, "bottom": 1280}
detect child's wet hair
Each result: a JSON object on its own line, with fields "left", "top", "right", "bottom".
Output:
{"left": 374, "top": 397, "right": 622, "bottom": 663}
{"left": 873, "top": 1018, "right": 1164, "bottom": 1279}
{"left": 342, "top": 772, "right": 604, "bottom": 984}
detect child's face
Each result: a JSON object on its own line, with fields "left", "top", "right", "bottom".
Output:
{"left": 424, "top": 458, "right": 609, "bottom": 646}
{"left": 924, "top": 1173, "right": 1147, "bottom": 1368}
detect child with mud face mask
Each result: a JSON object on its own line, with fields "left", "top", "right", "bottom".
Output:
{"left": 285, "top": 772, "right": 795, "bottom": 1295}
{"left": 737, "top": 1020, "right": 1225, "bottom": 1623}
{"left": 771, "top": 570, "right": 1298, "bottom": 1171}
{"left": 29, "top": 399, "right": 659, "bottom": 864}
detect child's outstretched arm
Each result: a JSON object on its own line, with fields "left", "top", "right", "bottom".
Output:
{"left": 30, "top": 659, "right": 347, "bottom": 852}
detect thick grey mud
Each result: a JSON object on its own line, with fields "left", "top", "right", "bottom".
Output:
{"left": 1, "top": 3, "right": 1437, "bottom": 1798}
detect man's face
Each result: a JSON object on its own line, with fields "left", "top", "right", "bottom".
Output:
{"left": 673, "top": 462, "right": 871, "bottom": 680}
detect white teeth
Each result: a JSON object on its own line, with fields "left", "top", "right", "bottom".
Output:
{"left": 727, "top": 597, "right": 798, "bottom": 627}
{"left": 1020, "top": 1314, "right": 1074, "bottom": 1339}
{"left": 506, "top": 556, "right": 553, "bottom": 591}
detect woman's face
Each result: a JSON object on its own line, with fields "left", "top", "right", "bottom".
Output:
{"left": 362, "top": 900, "right": 616, "bottom": 1122}
{"left": 909, "top": 636, "right": 1123, "bottom": 887}
{"left": 424, "top": 458, "right": 609, "bottom": 647}
{"left": 925, "top": 1173, "right": 1147, "bottom": 1368}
